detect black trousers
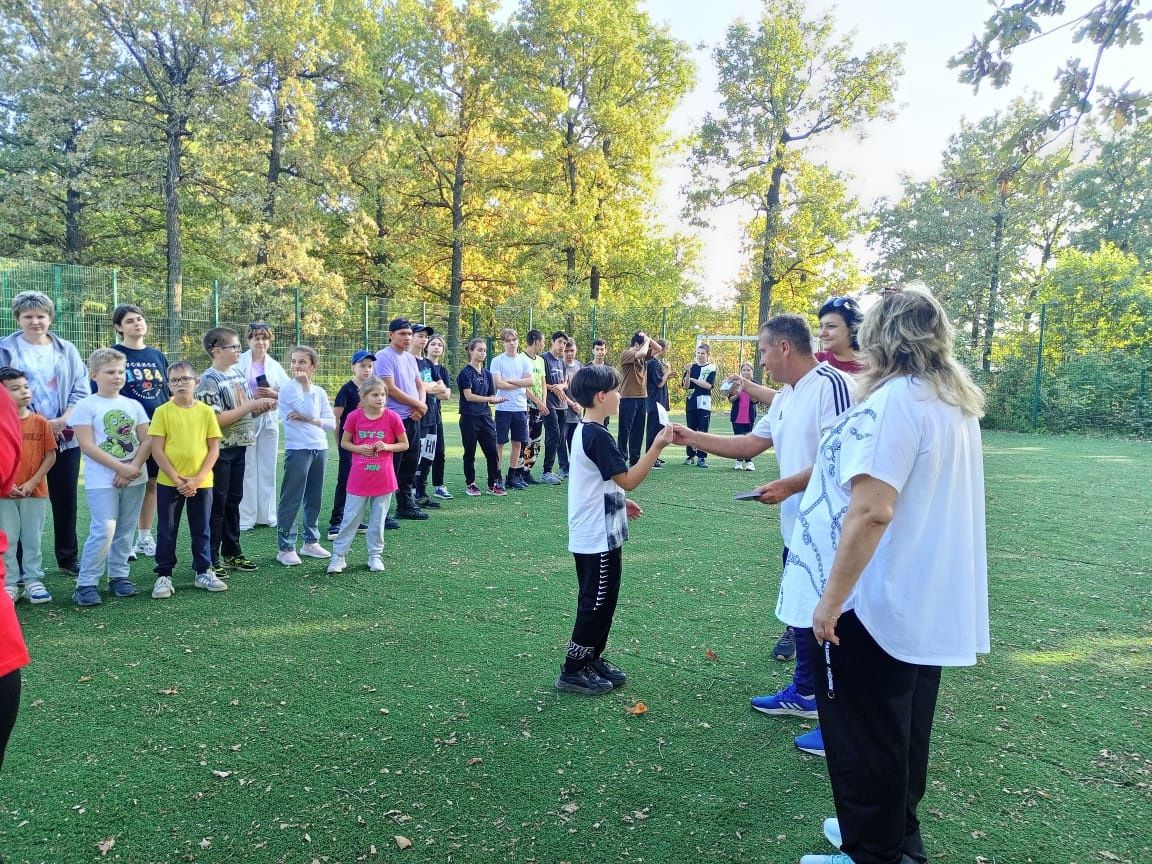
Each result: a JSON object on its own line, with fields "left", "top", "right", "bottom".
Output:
{"left": 417, "top": 418, "right": 447, "bottom": 491}
{"left": 0, "top": 668, "right": 20, "bottom": 772}
{"left": 460, "top": 414, "right": 500, "bottom": 486}
{"left": 645, "top": 407, "right": 665, "bottom": 450}
{"left": 46, "top": 445, "right": 81, "bottom": 570}
{"left": 541, "top": 405, "right": 567, "bottom": 473}
{"left": 564, "top": 421, "right": 577, "bottom": 452}
{"left": 393, "top": 416, "right": 421, "bottom": 507}
{"left": 565, "top": 548, "right": 623, "bottom": 666}
{"left": 684, "top": 406, "right": 711, "bottom": 459}
{"left": 155, "top": 484, "right": 213, "bottom": 577}
{"left": 209, "top": 446, "right": 247, "bottom": 561}
{"left": 813, "top": 611, "right": 940, "bottom": 864}
{"left": 617, "top": 398, "right": 646, "bottom": 465}
{"left": 328, "top": 445, "right": 353, "bottom": 529}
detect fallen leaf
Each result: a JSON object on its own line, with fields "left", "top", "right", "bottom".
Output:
{"left": 97, "top": 837, "right": 115, "bottom": 855}
{"left": 158, "top": 687, "right": 179, "bottom": 696}
{"left": 561, "top": 802, "right": 580, "bottom": 815}
{"left": 379, "top": 708, "right": 390, "bottom": 715}
{"left": 627, "top": 702, "right": 648, "bottom": 715}
{"left": 394, "top": 835, "right": 412, "bottom": 850}
{"left": 211, "top": 770, "right": 232, "bottom": 779}
{"left": 705, "top": 648, "right": 718, "bottom": 661}
{"left": 199, "top": 837, "right": 212, "bottom": 849}
{"left": 467, "top": 757, "right": 484, "bottom": 766}
{"left": 79, "top": 675, "right": 93, "bottom": 683}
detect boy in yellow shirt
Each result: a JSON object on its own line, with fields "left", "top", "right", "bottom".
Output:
{"left": 148, "top": 361, "right": 224, "bottom": 597}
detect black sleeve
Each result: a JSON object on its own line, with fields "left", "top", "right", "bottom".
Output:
{"left": 583, "top": 423, "right": 629, "bottom": 481}
{"left": 435, "top": 364, "right": 451, "bottom": 388}
{"left": 456, "top": 367, "right": 471, "bottom": 391}
{"left": 705, "top": 367, "right": 717, "bottom": 387}
{"left": 335, "top": 381, "right": 355, "bottom": 408}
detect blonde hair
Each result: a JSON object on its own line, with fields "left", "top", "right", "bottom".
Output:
{"left": 359, "top": 375, "right": 387, "bottom": 397}
{"left": 857, "top": 286, "right": 985, "bottom": 418}
{"left": 88, "top": 347, "right": 126, "bottom": 374}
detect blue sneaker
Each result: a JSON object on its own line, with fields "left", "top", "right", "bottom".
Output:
{"left": 108, "top": 578, "right": 139, "bottom": 598}
{"left": 750, "top": 683, "right": 818, "bottom": 718}
{"left": 72, "top": 585, "right": 103, "bottom": 607}
{"left": 795, "top": 727, "right": 825, "bottom": 757}
{"left": 823, "top": 817, "right": 842, "bottom": 849}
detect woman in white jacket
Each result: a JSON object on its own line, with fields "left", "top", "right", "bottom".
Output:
{"left": 235, "top": 322, "right": 290, "bottom": 530}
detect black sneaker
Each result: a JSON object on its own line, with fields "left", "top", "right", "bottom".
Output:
{"left": 522, "top": 472, "right": 541, "bottom": 485}
{"left": 588, "top": 656, "right": 627, "bottom": 687}
{"left": 416, "top": 496, "right": 441, "bottom": 509}
{"left": 396, "top": 506, "right": 429, "bottom": 521}
{"left": 224, "top": 555, "right": 258, "bottom": 572}
{"left": 773, "top": 626, "right": 797, "bottom": 662}
{"left": 212, "top": 560, "right": 229, "bottom": 579}
{"left": 555, "top": 664, "right": 613, "bottom": 695}
{"left": 384, "top": 516, "right": 400, "bottom": 530}
{"left": 326, "top": 526, "right": 341, "bottom": 541}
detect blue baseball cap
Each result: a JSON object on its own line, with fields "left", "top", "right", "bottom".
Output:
{"left": 351, "top": 350, "right": 376, "bottom": 365}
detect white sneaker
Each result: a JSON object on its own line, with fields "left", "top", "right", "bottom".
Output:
{"left": 23, "top": 580, "right": 52, "bottom": 604}
{"left": 195, "top": 572, "right": 228, "bottom": 592}
{"left": 276, "top": 549, "right": 302, "bottom": 566}
{"left": 151, "top": 576, "right": 175, "bottom": 599}
{"left": 4, "top": 584, "right": 19, "bottom": 602}
{"left": 733, "top": 461, "right": 743, "bottom": 470}
{"left": 327, "top": 554, "right": 347, "bottom": 574}
{"left": 300, "top": 542, "right": 331, "bottom": 559}
{"left": 368, "top": 556, "right": 385, "bottom": 572}
{"left": 136, "top": 533, "right": 157, "bottom": 556}
{"left": 745, "top": 461, "right": 755, "bottom": 471}
{"left": 822, "top": 817, "right": 842, "bottom": 849}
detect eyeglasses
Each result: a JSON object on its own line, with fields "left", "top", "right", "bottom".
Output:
{"left": 214, "top": 343, "right": 242, "bottom": 351}
{"left": 169, "top": 376, "right": 196, "bottom": 385}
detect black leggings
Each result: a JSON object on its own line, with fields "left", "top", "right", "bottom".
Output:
{"left": 0, "top": 669, "right": 20, "bottom": 772}
{"left": 684, "top": 406, "right": 711, "bottom": 459}
{"left": 565, "top": 548, "right": 623, "bottom": 668}
{"left": 459, "top": 414, "right": 500, "bottom": 486}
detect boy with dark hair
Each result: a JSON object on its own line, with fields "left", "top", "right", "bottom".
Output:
{"left": 327, "top": 350, "right": 376, "bottom": 539}
{"left": 540, "top": 330, "right": 570, "bottom": 484}
{"left": 520, "top": 329, "right": 549, "bottom": 484}
{"left": 0, "top": 367, "right": 57, "bottom": 604}
{"left": 195, "top": 327, "right": 274, "bottom": 577}
{"left": 555, "top": 364, "right": 673, "bottom": 695}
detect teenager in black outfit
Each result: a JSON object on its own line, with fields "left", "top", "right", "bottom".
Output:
{"left": 456, "top": 338, "right": 506, "bottom": 496}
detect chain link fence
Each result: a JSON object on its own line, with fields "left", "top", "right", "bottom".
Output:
{"left": 1, "top": 257, "right": 1147, "bottom": 437}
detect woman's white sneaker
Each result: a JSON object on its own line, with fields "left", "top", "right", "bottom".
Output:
{"left": 368, "top": 556, "right": 385, "bottom": 572}
{"left": 194, "top": 572, "right": 228, "bottom": 592}
{"left": 300, "top": 543, "right": 331, "bottom": 559}
{"left": 327, "top": 554, "right": 347, "bottom": 574}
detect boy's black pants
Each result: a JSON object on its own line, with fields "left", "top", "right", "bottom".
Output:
{"left": 565, "top": 548, "right": 622, "bottom": 667}
{"left": 210, "top": 446, "right": 247, "bottom": 561}
{"left": 813, "top": 611, "right": 940, "bottom": 864}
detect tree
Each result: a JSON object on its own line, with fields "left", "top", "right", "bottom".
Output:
{"left": 507, "top": 0, "right": 693, "bottom": 301}
{"left": 686, "top": 0, "right": 902, "bottom": 326}
{"left": 89, "top": 0, "right": 244, "bottom": 353}
{"left": 951, "top": 0, "right": 1149, "bottom": 133}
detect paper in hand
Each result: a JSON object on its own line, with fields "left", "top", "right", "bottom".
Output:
{"left": 656, "top": 403, "right": 670, "bottom": 427}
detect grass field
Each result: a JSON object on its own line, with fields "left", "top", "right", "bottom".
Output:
{"left": 2, "top": 418, "right": 1150, "bottom": 864}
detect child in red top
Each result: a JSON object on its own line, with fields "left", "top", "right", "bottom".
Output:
{"left": 0, "top": 366, "right": 58, "bottom": 604}
{"left": 327, "top": 377, "right": 408, "bottom": 575}
{"left": 0, "top": 368, "right": 30, "bottom": 773}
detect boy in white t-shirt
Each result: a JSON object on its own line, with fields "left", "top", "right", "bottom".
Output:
{"left": 489, "top": 328, "right": 535, "bottom": 491}
{"left": 555, "top": 364, "right": 672, "bottom": 695}
{"left": 71, "top": 348, "right": 152, "bottom": 606}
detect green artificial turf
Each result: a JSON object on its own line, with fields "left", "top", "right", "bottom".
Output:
{"left": 2, "top": 420, "right": 1149, "bottom": 864}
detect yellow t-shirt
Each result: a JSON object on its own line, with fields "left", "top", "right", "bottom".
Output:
{"left": 149, "top": 400, "right": 222, "bottom": 487}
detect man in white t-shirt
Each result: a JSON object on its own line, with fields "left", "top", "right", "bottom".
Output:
{"left": 489, "top": 328, "right": 535, "bottom": 491}
{"left": 672, "top": 315, "right": 853, "bottom": 757}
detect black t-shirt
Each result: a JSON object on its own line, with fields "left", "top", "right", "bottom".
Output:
{"left": 114, "top": 344, "right": 169, "bottom": 417}
{"left": 334, "top": 379, "right": 361, "bottom": 435}
{"left": 542, "top": 351, "right": 567, "bottom": 408}
{"left": 457, "top": 364, "right": 494, "bottom": 417}
{"left": 645, "top": 357, "right": 668, "bottom": 410}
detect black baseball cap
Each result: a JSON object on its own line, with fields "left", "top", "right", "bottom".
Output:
{"left": 413, "top": 323, "right": 435, "bottom": 336}
{"left": 388, "top": 317, "right": 413, "bottom": 332}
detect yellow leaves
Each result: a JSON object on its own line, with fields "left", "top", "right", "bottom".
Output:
{"left": 626, "top": 701, "right": 648, "bottom": 715}
{"left": 394, "top": 835, "right": 413, "bottom": 850}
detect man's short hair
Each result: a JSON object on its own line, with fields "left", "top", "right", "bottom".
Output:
{"left": 202, "top": 326, "right": 238, "bottom": 355}
{"left": 592, "top": 339, "right": 606, "bottom": 349}
{"left": 761, "top": 314, "right": 813, "bottom": 355}
{"left": 551, "top": 331, "right": 568, "bottom": 342}
{"left": 526, "top": 329, "right": 543, "bottom": 345}
{"left": 499, "top": 327, "right": 518, "bottom": 342}
{"left": 570, "top": 364, "right": 621, "bottom": 408}
{"left": 88, "top": 347, "right": 126, "bottom": 374}
{"left": 0, "top": 366, "right": 27, "bottom": 384}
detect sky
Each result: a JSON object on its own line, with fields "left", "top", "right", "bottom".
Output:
{"left": 648, "top": 0, "right": 1147, "bottom": 303}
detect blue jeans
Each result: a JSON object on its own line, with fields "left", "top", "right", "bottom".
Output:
{"left": 277, "top": 449, "right": 327, "bottom": 551}
{"left": 155, "top": 484, "right": 213, "bottom": 577}
{"left": 78, "top": 484, "right": 147, "bottom": 587}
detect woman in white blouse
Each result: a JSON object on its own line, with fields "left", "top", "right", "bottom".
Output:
{"left": 785, "top": 287, "right": 989, "bottom": 864}
{"left": 235, "top": 322, "right": 289, "bottom": 530}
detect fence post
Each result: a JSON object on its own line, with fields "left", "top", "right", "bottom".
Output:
{"left": 53, "top": 264, "right": 62, "bottom": 314}
{"left": 111, "top": 269, "right": 119, "bottom": 308}
{"left": 212, "top": 280, "right": 220, "bottom": 327}
{"left": 660, "top": 307, "right": 667, "bottom": 339}
{"left": 1030, "top": 303, "right": 1047, "bottom": 430}
{"left": 421, "top": 301, "right": 427, "bottom": 326}
{"left": 294, "top": 285, "right": 302, "bottom": 345}
{"left": 1138, "top": 368, "right": 1148, "bottom": 426}
{"left": 471, "top": 308, "right": 479, "bottom": 338}
{"left": 737, "top": 304, "right": 746, "bottom": 365}
{"left": 363, "top": 295, "right": 370, "bottom": 350}
{"left": 528, "top": 306, "right": 534, "bottom": 330}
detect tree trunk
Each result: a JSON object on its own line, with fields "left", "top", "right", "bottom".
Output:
{"left": 63, "top": 124, "right": 83, "bottom": 264}
{"left": 564, "top": 118, "right": 579, "bottom": 291}
{"left": 984, "top": 205, "right": 1005, "bottom": 372}
{"left": 757, "top": 151, "right": 787, "bottom": 327}
{"left": 165, "top": 112, "right": 185, "bottom": 356}
{"left": 448, "top": 145, "right": 466, "bottom": 364}
{"left": 257, "top": 80, "right": 284, "bottom": 267}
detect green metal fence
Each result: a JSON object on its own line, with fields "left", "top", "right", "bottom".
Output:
{"left": 1, "top": 257, "right": 1147, "bottom": 437}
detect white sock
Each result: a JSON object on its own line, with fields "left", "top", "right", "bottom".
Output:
{"left": 138, "top": 528, "right": 153, "bottom": 540}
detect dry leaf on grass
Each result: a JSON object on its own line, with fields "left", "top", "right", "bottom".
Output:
{"left": 97, "top": 837, "right": 115, "bottom": 855}
{"left": 705, "top": 649, "right": 718, "bottom": 661}
{"left": 158, "top": 687, "right": 179, "bottom": 696}
{"left": 394, "top": 835, "right": 413, "bottom": 850}
{"left": 627, "top": 702, "right": 648, "bottom": 715}
{"left": 211, "top": 770, "right": 232, "bottom": 779}
{"left": 467, "top": 757, "right": 484, "bottom": 766}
